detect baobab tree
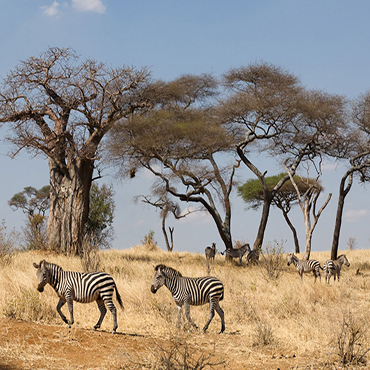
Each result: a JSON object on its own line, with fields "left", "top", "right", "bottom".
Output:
{"left": 0, "top": 47, "right": 151, "bottom": 254}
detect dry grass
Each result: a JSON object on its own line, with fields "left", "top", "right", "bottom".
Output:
{"left": 1, "top": 246, "right": 370, "bottom": 368}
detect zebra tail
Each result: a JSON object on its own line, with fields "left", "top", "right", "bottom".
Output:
{"left": 115, "top": 285, "right": 124, "bottom": 310}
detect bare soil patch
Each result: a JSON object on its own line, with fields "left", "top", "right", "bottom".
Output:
{"left": 0, "top": 318, "right": 319, "bottom": 370}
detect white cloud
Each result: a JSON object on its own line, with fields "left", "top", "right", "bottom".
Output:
{"left": 41, "top": 1, "right": 61, "bottom": 16}
{"left": 344, "top": 209, "right": 370, "bottom": 223}
{"left": 72, "top": 0, "right": 106, "bottom": 13}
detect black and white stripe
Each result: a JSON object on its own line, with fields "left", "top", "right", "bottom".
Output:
{"left": 222, "top": 243, "right": 251, "bottom": 265}
{"left": 150, "top": 264, "right": 225, "bottom": 333}
{"left": 33, "top": 260, "right": 123, "bottom": 334}
{"left": 323, "top": 254, "right": 350, "bottom": 284}
{"left": 287, "top": 253, "right": 322, "bottom": 282}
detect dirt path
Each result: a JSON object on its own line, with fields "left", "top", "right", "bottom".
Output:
{"left": 0, "top": 318, "right": 315, "bottom": 369}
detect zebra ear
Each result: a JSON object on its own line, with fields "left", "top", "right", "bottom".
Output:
{"left": 33, "top": 262, "right": 39, "bottom": 269}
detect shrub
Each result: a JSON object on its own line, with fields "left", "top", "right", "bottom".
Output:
{"left": 3, "top": 287, "right": 57, "bottom": 323}
{"left": 259, "top": 240, "right": 286, "bottom": 281}
{"left": 120, "top": 335, "right": 227, "bottom": 369}
{"left": 334, "top": 310, "right": 370, "bottom": 366}
{"left": 0, "top": 219, "right": 19, "bottom": 266}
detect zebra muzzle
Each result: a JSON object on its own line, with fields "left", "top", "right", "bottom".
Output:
{"left": 150, "top": 285, "right": 157, "bottom": 294}
{"left": 37, "top": 285, "right": 44, "bottom": 292}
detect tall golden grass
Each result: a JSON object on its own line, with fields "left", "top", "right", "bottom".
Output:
{"left": 1, "top": 245, "right": 370, "bottom": 368}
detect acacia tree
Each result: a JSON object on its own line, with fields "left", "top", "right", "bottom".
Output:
{"left": 220, "top": 63, "right": 347, "bottom": 250}
{"left": 0, "top": 47, "right": 150, "bottom": 254}
{"left": 237, "top": 173, "right": 321, "bottom": 253}
{"left": 330, "top": 93, "right": 370, "bottom": 259}
{"left": 284, "top": 165, "right": 332, "bottom": 259}
{"left": 108, "top": 74, "right": 242, "bottom": 250}
{"left": 9, "top": 186, "right": 50, "bottom": 250}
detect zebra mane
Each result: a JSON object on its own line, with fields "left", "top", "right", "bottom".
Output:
{"left": 337, "top": 254, "right": 346, "bottom": 259}
{"left": 155, "top": 264, "right": 182, "bottom": 277}
{"left": 41, "top": 260, "right": 64, "bottom": 272}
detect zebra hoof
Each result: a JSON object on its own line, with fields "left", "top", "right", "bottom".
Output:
{"left": 112, "top": 330, "right": 117, "bottom": 334}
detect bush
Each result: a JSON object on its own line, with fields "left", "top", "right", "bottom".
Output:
{"left": 3, "top": 287, "right": 57, "bottom": 323}
{"left": 0, "top": 219, "right": 19, "bottom": 266}
{"left": 120, "top": 335, "right": 227, "bottom": 369}
{"left": 141, "top": 230, "right": 159, "bottom": 251}
{"left": 259, "top": 240, "right": 286, "bottom": 281}
{"left": 334, "top": 310, "right": 370, "bottom": 366}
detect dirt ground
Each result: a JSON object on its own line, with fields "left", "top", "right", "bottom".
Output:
{"left": 0, "top": 318, "right": 324, "bottom": 370}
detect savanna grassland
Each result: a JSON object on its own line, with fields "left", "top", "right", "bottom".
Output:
{"left": 1, "top": 245, "right": 370, "bottom": 370}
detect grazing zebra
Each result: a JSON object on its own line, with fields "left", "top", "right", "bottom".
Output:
{"left": 33, "top": 260, "right": 123, "bottom": 334}
{"left": 287, "top": 253, "right": 323, "bottom": 282}
{"left": 323, "top": 254, "right": 350, "bottom": 284}
{"left": 205, "top": 242, "right": 216, "bottom": 263}
{"left": 150, "top": 264, "right": 225, "bottom": 333}
{"left": 246, "top": 247, "right": 260, "bottom": 265}
{"left": 222, "top": 243, "right": 251, "bottom": 265}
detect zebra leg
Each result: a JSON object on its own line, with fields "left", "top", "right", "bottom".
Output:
{"left": 184, "top": 302, "right": 198, "bottom": 330}
{"left": 56, "top": 298, "right": 69, "bottom": 326}
{"left": 94, "top": 298, "right": 107, "bottom": 331}
{"left": 66, "top": 298, "right": 74, "bottom": 327}
{"left": 176, "top": 304, "right": 182, "bottom": 329}
{"left": 215, "top": 302, "right": 225, "bottom": 334}
{"left": 203, "top": 303, "right": 215, "bottom": 333}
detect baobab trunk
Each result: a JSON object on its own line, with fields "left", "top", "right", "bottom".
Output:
{"left": 47, "top": 157, "right": 93, "bottom": 255}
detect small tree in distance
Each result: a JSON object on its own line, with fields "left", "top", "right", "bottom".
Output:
{"left": 8, "top": 186, "right": 50, "bottom": 250}
{"left": 238, "top": 173, "right": 322, "bottom": 254}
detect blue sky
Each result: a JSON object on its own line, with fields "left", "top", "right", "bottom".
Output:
{"left": 1, "top": 0, "right": 370, "bottom": 254}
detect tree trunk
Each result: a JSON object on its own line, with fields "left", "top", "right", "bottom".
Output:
{"left": 47, "top": 157, "right": 93, "bottom": 255}
{"left": 162, "top": 215, "right": 171, "bottom": 252}
{"left": 253, "top": 196, "right": 272, "bottom": 250}
{"left": 331, "top": 172, "right": 353, "bottom": 260}
{"left": 280, "top": 208, "right": 300, "bottom": 253}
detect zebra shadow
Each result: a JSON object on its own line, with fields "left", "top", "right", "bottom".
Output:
{"left": 86, "top": 328, "right": 145, "bottom": 337}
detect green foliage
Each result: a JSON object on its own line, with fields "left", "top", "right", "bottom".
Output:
{"left": 237, "top": 173, "right": 321, "bottom": 210}
{"left": 9, "top": 186, "right": 50, "bottom": 216}
{"left": 9, "top": 186, "right": 50, "bottom": 250}
{"left": 84, "top": 182, "right": 116, "bottom": 249}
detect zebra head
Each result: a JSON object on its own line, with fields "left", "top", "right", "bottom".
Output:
{"left": 341, "top": 254, "right": 350, "bottom": 267}
{"left": 287, "top": 253, "right": 296, "bottom": 266}
{"left": 150, "top": 264, "right": 167, "bottom": 294}
{"left": 33, "top": 260, "right": 51, "bottom": 292}
{"left": 151, "top": 264, "right": 182, "bottom": 294}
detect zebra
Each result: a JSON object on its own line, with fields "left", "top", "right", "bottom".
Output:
{"left": 287, "top": 253, "right": 323, "bottom": 282}
{"left": 323, "top": 254, "right": 350, "bottom": 284}
{"left": 150, "top": 264, "right": 225, "bottom": 333}
{"left": 222, "top": 243, "right": 250, "bottom": 265}
{"left": 205, "top": 242, "right": 216, "bottom": 263}
{"left": 246, "top": 247, "right": 260, "bottom": 266}
{"left": 33, "top": 260, "right": 123, "bottom": 334}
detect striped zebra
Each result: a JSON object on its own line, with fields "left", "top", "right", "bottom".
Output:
{"left": 287, "top": 253, "right": 323, "bottom": 282}
{"left": 150, "top": 264, "right": 225, "bottom": 333}
{"left": 323, "top": 254, "right": 350, "bottom": 284}
{"left": 205, "top": 242, "right": 216, "bottom": 263}
{"left": 222, "top": 243, "right": 251, "bottom": 265}
{"left": 33, "top": 260, "right": 123, "bottom": 334}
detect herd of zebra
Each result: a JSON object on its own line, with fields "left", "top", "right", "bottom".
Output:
{"left": 205, "top": 243, "right": 350, "bottom": 285}
{"left": 32, "top": 249, "right": 350, "bottom": 335}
